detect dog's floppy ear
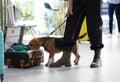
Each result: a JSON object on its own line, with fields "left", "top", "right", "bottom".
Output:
{"left": 29, "top": 38, "right": 41, "bottom": 50}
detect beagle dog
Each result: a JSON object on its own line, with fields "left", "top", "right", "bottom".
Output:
{"left": 29, "top": 33, "right": 87, "bottom": 66}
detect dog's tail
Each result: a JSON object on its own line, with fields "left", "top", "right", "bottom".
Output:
{"left": 77, "top": 33, "right": 88, "bottom": 40}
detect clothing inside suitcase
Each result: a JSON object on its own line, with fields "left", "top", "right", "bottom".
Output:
{"left": 4, "top": 25, "right": 44, "bottom": 68}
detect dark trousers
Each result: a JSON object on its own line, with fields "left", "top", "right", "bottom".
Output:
{"left": 63, "top": 0, "right": 104, "bottom": 50}
{"left": 108, "top": 3, "right": 120, "bottom": 34}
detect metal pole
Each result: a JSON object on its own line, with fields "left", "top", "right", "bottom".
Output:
{"left": 4, "top": 0, "right": 7, "bottom": 26}
{"left": 0, "top": 0, "right": 3, "bottom": 30}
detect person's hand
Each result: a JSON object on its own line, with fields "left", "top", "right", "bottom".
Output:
{"left": 65, "top": 0, "right": 73, "bottom": 18}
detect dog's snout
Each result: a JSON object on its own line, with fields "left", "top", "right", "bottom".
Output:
{"left": 29, "top": 41, "right": 33, "bottom": 46}
{"left": 29, "top": 43, "right": 33, "bottom": 46}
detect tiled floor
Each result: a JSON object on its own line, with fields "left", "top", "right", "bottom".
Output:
{"left": 3, "top": 34, "right": 120, "bottom": 82}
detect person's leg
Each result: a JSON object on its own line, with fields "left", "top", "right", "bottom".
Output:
{"left": 56, "top": 1, "right": 86, "bottom": 50}
{"left": 86, "top": 0, "right": 104, "bottom": 68}
{"left": 108, "top": 4, "right": 114, "bottom": 34}
{"left": 115, "top": 4, "right": 120, "bottom": 37}
{"left": 50, "top": 2, "right": 86, "bottom": 67}
{"left": 90, "top": 49, "right": 102, "bottom": 68}
{"left": 49, "top": 50, "right": 71, "bottom": 67}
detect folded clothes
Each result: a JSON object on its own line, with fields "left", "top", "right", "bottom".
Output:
{"left": 6, "top": 43, "right": 30, "bottom": 52}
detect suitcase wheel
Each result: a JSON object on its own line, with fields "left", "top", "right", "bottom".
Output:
{"left": 20, "top": 60, "right": 25, "bottom": 68}
{"left": 31, "top": 60, "right": 34, "bottom": 66}
{"left": 36, "top": 56, "right": 41, "bottom": 65}
{"left": 6, "top": 59, "right": 11, "bottom": 67}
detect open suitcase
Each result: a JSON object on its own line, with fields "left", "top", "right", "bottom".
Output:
{"left": 5, "top": 50, "right": 44, "bottom": 68}
{"left": 4, "top": 25, "right": 44, "bottom": 68}
{"left": 0, "top": 30, "right": 4, "bottom": 82}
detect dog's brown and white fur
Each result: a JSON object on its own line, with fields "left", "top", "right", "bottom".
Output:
{"left": 29, "top": 33, "right": 87, "bottom": 66}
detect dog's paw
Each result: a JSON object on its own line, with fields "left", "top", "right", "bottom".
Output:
{"left": 74, "top": 60, "right": 78, "bottom": 65}
{"left": 45, "top": 63, "right": 52, "bottom": 67}
{"left": 45, "top": 63, "right": 49, "bottom": 66}
{"left": 74, "top": 58, "right": 79, "bottom": 65}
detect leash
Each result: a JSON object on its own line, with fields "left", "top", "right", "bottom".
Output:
{"left": 48, "top": 19, "right": 67, "bottom": 36}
